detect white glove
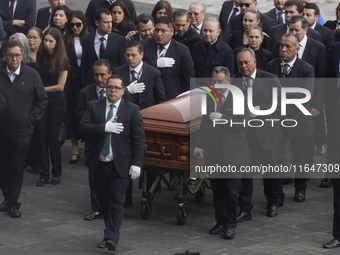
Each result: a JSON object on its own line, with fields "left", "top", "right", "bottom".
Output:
{"left": 194, "top": 147, "right": 204, "bottom": 158}
{"left": 249, "top": 106, "right": 260, "bottom": 118}
{"left": 209, "top": 112, "right": 222, "bottom": 121}
{"left": 126, "top": 80, "right": 145, "bottom": 94}
{"left": 157, "top": 57, "right": 175, "bottom": 68}
{"left": 105, "top": 121, "right": 124, "bottom": 134}
{"left": 129, "top": 165, "right": 141, "bottom": 179}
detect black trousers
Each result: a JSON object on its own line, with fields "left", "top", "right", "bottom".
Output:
{"left": 313, "top": 110, "right": 326, "bottom": 147}
{"left": 88, "top": 167, "right": 101, "bottom": 212}
{"left": 94, "top": 161, "right": 130, "bottom": 242}
{"left": 277, "top": 129, "right": 315, "bottom": 200}
{"left": 0, "top": 134, "right": 30, "bottom": 209}
{"left": 36, "top": 101, "right": 66, "bottom": 180}
{"left": 238, "top": 128, "right": 280, "bottom": 212}
{"left": 333, "top": 179, "right": 340, "bottom": 240}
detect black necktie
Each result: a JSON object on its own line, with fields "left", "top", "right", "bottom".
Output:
{"left": 230, "top": 7, "right": 238, "bottom": 19}
{"left": 130, "top": 70, "right": 137, "bottom": 82}
{"left": 99, "top": 37, "right": 105, "bottom": 59}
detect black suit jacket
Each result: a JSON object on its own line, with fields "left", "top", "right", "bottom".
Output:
{"left": 196, "top": 88, "right": 250, "bottom": 168}
{"left": 113, "top": 63, "right": 166, "bottom": 110}
{"left": 324, "top": 20, "right": 338, "bottom": 31}
{"left": 314, "top": 23, "right": 335, "bottom": 53}
{"left": 267, "top": 23, "right": 323, "bottom": 52}
{"left": 0, "top": 93, "right": 5, "bottom": 113}
{"left": 85, "top": 0, "right": 137, "bottom": 33}
{"left": 141, "top": 38, "right": 195, "bottom": 100}
{"left": 191, "top": 37, "right": 234, "bottom": 78}
{"left": 232, "top": 69, "right": 282, "bottom": 150}
{"left": 229, "top": 30, "right": 245, "bottom": 49}
{"left": 226, "top": 11, "right": 275, "bottom": 41}
{"left": 173, "top": 26, "right": 203, "bottom": 50}
{"left": 0, "top": 0, "right": 36, "bottom": 36}
{"left": 79, "top": 98, "right": 145, "bottom": 177}
{"left": 65, "top": 40, "right": 81, "bottom": 79}
{"left": 266, "top": 57, "right": 315, "bottom": 138}
{"left": 81, "top": 32, "right": 126, "bottom": 87}
{"left": 326, "top": 99, "right": 340, "bottom": 164}
{"left": 35, "top": 6, "right": 50, "bottom": 31}
{"left": 219, "top": 0, "right": 239, "bottom": 33}
{"left": 264, "top": 8, "right": 277, "bottom": 24}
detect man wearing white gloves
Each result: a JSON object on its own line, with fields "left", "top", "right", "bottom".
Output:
{"left": 141, "top": 16, "right": 195, "bottom": 100}
{"left": 114, "top": 41, "right": 166, "bottom": 110}
{"left": 80, "top": 74, "right": 145, "bottom": 251}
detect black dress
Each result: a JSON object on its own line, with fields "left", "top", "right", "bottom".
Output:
{"left": 35, "top": 53, "right": 69, "bottom": 181}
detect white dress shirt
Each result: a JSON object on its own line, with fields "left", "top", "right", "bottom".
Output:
{"left": 227, "top": 3, "right": 241, "bottom": 24}
{"left": 298, "top": 35, "right": 307, "bottom": 59}
{"left": 8, "top": 0, "right": 18, "bottom": 15}
{"left": 95, "top": 31, "right": 109, "bottom": 59}
{"left": 6, "top": 64, "right": 21, "bottom": 83}
{"left": 157, "top": 40, "right": 171, "bottom": 58}
{"left": 129, "top": 61, "right": 143, "bottom": 81}
{"left": 191, "top": 22, "right": 203, "bottom": 34}
{"left": 242, "top": 69, "right": 257, "bottom": 88}
{"left": 282, "top": 55, "right": 297, "bottom": 73}
{"left": 74, "top": 37, "right": 82, "bottom": 67}
{"left": 276, "top": 9, "right": 286, "bottom": 24}
{"left": 99, "top": 98, "right": 121, "bottom": 162}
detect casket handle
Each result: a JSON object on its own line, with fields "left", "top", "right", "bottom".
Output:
{"left": 145, "top": 146, "right": 172, "bottom": 158}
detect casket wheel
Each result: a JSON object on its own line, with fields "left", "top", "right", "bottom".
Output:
{"left": 194, "top": 183, "right": 205, "bottom": 203}
{"left": 140, "top": 200, "right": 152, "bottom": 220}
{"left": 177, "top": 206, "right": 188, "bottom": 225}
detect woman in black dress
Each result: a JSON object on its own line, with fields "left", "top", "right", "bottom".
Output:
{"left": 64, "top": 10, "right": 89, "bottom": 164}
{"left": 110, "top": 0, "right": 135, "bottom": 36}
{"left": 50, "top": 5, "right": 72, "bottom": 36}
{"left": 35, "top": 27, "right": 69, "bottom": 186}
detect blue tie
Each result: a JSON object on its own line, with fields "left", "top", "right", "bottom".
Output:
{"left": 278, "top": 11, "right": 284, "bottom": 24}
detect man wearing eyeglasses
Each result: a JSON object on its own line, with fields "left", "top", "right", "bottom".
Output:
{"left": 0, "top": 40, "right": 47, "bottom": 218}
{"left": 225, "top": 0, "right": 275, "bottom": 41}
{"left": 80, "top": 74, "right": 145, "bottom": 252}
{"left": 188, "top": 2, "right": 206, "bottom": 36}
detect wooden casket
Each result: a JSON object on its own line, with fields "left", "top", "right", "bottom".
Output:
{"left": 141, "top": 94, "right": 202, "bottom": 170}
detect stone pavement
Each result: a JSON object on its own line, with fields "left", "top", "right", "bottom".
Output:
{"left": 0, "top": 141, "right": 339, "bottom": 255}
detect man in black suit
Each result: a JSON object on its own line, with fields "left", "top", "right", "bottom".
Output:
{"left": 191, "top": 17, "right": 234, "bottom": 77}
{"left": 219, "top": 0, "right": 241, "bottom": 34}
{"left": 81, "top": 8, "right": 126, "bottom": 88}
{"left": 114, "top": 41, "right": 166, "bottom": 110}
{"left": 127, "top": 14, "right": 154, "bottom": 41}
{"left": 0, "top": 0, "right": 36, "bottom": 37}
{"left": 194, "top": 66, "right": 250, "bottom": 239}
{"left": 288, "top": 15, "right": 327, "bottom": 157}
{"left": 267, "top": 0, "right": 322, "bottom": 52}
{"left": 172, "top": 9, "right": 202, "bottom": 49}
{"left": 188, "top": 2, "right": 206, "bottom": 36}
{"left": 225, "top": 0, "right": 275, "bottom": 41}
{"left": 78, "top": 59, "right": 112, "bottom": 222}
{"left": 0, "top": 93, "right": 4, "bottom": 113}
{"left": 80, "top": 74, "right": 145, "bottom": 251}
{"left": 0, "top": 41, "right": 48, "bottom": 218}
{"left": 266, "top": 33, "right": 315, "bottom": 203}
{"left": 232, "top": 48, "right": 282, "bottom": 221}
{"left": 35, "top": 0, "right": 65, "bottom": 32}
{"left": 141, "top": 16, "right": 195, "bottom": 100}
{"left": 323, "top": 99, "right": 340, "bottom": 249}
{"left": 264, "top": 0, "right": 286, "bottom": 25}
{"left": 303, "top": 3, "right": 335, "bottom": 53}
{"left": 85, "top": 0, "right": 137, "bottom": 33}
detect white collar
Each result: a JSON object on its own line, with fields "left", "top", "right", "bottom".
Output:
{"left": 275, "top": 8, "right": 284, "bottom": 14}
{"left": 96, "top": 85, "right": 105, "bottom": 94}
{"left": 106, "top": 98, "right": 121, "bottom": 109}
{"left": 242, "top": 69, "right": 257, "bottom": 80}
{"left": 310, "top": 22, "right": 317, "bottom": 30}
{"left": 233, "top": 2, "right": 240, "bottom": 11}
{"left": 129, "top": 61, "right": 143, "bottom": 74}
{"left": 6, "top": 64, "right": 21, "bottom": 76}
{"left": 299, "top": 34, "right": 308, "bottom": 48}
{"left": 282, "top": 55, "right": 297, "bottom": 67}
{"left": 95, "top": 30, "right": 109, "bottom": 40}
{"left": 159, "top": 40, "right": 171, "bottom": 50}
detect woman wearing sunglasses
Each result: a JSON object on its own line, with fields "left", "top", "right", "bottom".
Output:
{"left": 64, "top": 10, "right": 89, "bottom": 164}
{"left": 35, "top": 27, "right": 69, "bottom": 187}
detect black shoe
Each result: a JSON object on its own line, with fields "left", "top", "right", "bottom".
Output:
{"left": 51, "top": 177, "right": 60, "bottom": 185}
{"left": 105, "top": 239, "right": 117, "bottom": 251}
{"left": 0, "top": 200, "right": 8, "bottom": 212}
{"left": 84, "top": 211, "right": 102, "bottom": 221}
{"left": 209, "top": 224, "right": 226, "bottom": 235}
{"left": 36, "top": 179, "right": 48, "bottom": 187}
{"left": 323, "top": 238, "right": 340, "bottom": 249}
{"left": 316, "top": 145, "right": 326, "bottom": 156}
{"left": 267, "top": 205, "right": 278, "bottom": 217}
{"left": 320, "top": 178, "right": 333, "bottom": 188}
{"left": 236, "top": 211, "right": 252, "bottom": 223}
{"left": 98, "top": 240, "right": 106, "bottom": 248}
{"left": 7, "top": 208, "right": 21, "bottom": 218}
{"left": 294, "top": 189, "right": 306, "bottom": 202}
{"left": 69, "top": 150, "right": 82, "bottom": 164}
{"left": 223, "top": 228, "right": 235, "bottom": 239}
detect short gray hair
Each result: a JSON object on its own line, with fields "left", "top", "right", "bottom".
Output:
{"left": 9, "top": 33, "right": 32, "bottom": 64}
{"left": 248, "top": 25, "right": 263, "bottom": 35}
{"left": 238, "top": 48, "right": 256, "bottom": 59}
{"left": 212, "top": 66, "right": 230, "bottom": 79}
{"left": 189, "top": 2, "right": 206, "bottom": 12}
{"left": 204, "top": 16, "right": 221, "bottom": 29}
{"left": 282, "top": 33, "right": 300, "bottom": 47}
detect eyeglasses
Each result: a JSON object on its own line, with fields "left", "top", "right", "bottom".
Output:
{"left": 124, "top": 53, "right": 139, "bottom": 58}
{"left": 5, "top": 53, "right": 23, "bottom": 59}
{"left": 27, "top": 36, "right": 40, "bottom": 41}
{"left": 106, "top": 85, "right": 123, "bottom": 91}
{"left": 70, "top": 22, "right": 83, "bottom": 28}
{"left": 239, "top": 3, "right": 251, "bottom": 7}
{"left": 188, "top": 12, "right": 204, "bottom": 16}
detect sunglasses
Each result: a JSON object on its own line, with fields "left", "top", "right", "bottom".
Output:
{"left": 239, "top": 3, "right": 251, "bottom": 7}
{"left": 70, "top": 22, "right": 82, "bottom": 28}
